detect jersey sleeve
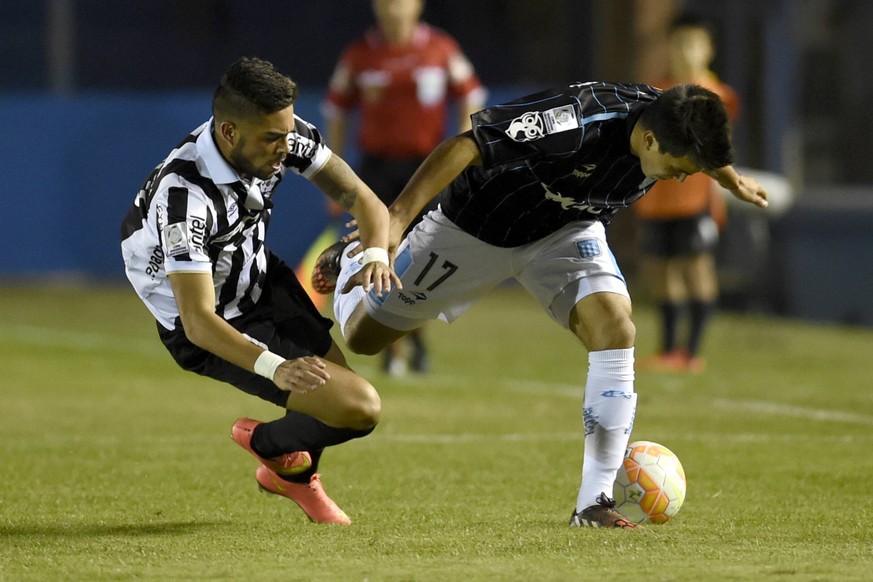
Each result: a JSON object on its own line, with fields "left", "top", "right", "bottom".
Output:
{"left": 283, "top": 115, "right": 332, "bottom": 179}
{"left": 471, "top": 87, "right": 584, "bottom": 169}
{"left": 156, "top": 180, "right": 215, "bottom": 275}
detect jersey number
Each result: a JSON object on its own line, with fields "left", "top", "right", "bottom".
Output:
{"left": 413, "top": 252, "right": 457, "bottom": 291}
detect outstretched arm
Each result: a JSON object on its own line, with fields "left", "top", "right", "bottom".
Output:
{"left": 707, "top": 166, "right": 769, "bottom": 208}
{"left": 168, "top": 271, "right": 330, "bottom": 394}
{"left": 388, "top": 132, "right": 482, "bottom": 243}
{"left": 311, "top": 152, "right": 400, "bottom": 295}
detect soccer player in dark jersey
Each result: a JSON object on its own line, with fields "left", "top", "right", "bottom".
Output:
{"left": 121, "top": 57, "right": 400, "bottom": 525}
{"left": 314, "top": 81, "right": 768, "bottom": 528}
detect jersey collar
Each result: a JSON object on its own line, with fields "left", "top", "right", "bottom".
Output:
{"left": 197, "top": 118, "right": 242, "bottom": 185}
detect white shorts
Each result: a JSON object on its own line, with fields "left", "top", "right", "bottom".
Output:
{"left": 363, "top": 209, "right": 630, "bottom": 331}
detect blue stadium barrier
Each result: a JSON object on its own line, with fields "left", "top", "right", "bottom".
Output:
{"left": 0, "top": 92, "right": 331, "bottom": 279}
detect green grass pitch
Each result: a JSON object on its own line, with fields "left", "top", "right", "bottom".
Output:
{"left": 1, "top": 284, "right": 872, "bottom": 580}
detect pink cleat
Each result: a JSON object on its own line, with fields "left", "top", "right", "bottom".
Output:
{"left": 637, "top": 350, "right": 689, "bottom": 373}
{"left": 231, "top": 418, "right": 311, "bottom": 476}
{"left": 256, "top": 465, "right": 351, "bottom": 525}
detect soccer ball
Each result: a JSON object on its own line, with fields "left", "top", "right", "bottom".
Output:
{"left": 613, "top": 440, "right": 686, "bottom": 524}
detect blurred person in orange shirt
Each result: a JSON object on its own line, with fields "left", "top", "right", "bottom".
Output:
{"left": 634, "top": 14, "right": 739, "bottom": 373}
{"left": 317, "top": 0, "right": 486, "bottom": 376}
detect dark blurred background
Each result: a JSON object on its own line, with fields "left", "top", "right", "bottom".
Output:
{"left": 2, "top": 0, "right": 871, "bottom": 326}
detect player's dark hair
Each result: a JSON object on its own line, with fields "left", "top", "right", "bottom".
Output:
{"left": 212, "top": 57, "right": 298, "bottom": 121}
{"left": 640, "top": 84, "right": 734, "bottom": 170}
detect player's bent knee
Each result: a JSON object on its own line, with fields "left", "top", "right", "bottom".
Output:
{"left": 605, "top": 317, "right": 635, "bottom": 349}
{"left": 340, "top": 379, "right": 382, "bottom": 430}
{"left": 578, "top": 315, "right": 636, "bottom": 351}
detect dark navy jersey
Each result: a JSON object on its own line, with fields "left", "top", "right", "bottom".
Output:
{"left": 440, "top": 81, "right": 662, "bottom": 247}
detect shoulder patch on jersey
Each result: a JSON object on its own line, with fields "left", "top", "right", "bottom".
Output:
{"left": 576, "top": 239, "right": 602, "bottom": 258}
{"left": 162, "top": 222, "right": 190, "bottom": 257}
{"left": 543, "top": 105, "right": 578, "bottom": 134}
{"left": 505, "top": 105, "right": 579, "bottom": 142}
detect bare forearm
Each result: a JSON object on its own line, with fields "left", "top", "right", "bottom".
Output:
{"left": 326, "top": 115, "right": 348, "bottom": 156}
{"left": 182, "top": 310, "right": 264, "bottom": 371}
{"left": 168, "top": 271, "right": 264, "bottom": 373}
{"left": 312, "top": 153, "right": 390, "bottom": 249}
{"left": 707, "top": 166, "right": 769, "bottom": 208}
{"left": 349, "top": 190, "right": 391, "bottom": 250}
{"left": 707, "top": 166, "right": 741, "bottom": 190}
{"left": 178, "top": 291, "right": 330, "bottom": 394}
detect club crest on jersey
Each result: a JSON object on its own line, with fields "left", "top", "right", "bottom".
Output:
{"left": 505, "top": 105, "right": 579, "bottom": 142}
{"left": 506, "top": 112, "right": 544, "bottom": 142}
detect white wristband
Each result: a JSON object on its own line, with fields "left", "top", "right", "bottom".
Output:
{"left": 361, "top": 247, "right": 389, "bottom": 266}
{"left": 254, "top": 350, "right": 286, "bottom": 381}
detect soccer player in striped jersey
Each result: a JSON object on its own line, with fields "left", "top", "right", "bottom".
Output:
{"left": 121, "top": 57, "right": 400, "bottom": 525}
{"left": 315, "top": 81, "right": 768, "bottom": 528}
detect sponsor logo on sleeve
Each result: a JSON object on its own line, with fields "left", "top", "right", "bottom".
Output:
{"left": 289, "top": 135, "right": 315, "bottom": 160}
{"left": 189, "top": 216, "right": 207, "bottom": 255}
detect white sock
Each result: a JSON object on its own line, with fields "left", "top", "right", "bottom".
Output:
{"left": 332, "top": 242, "right": 364, "bottom": 337}
{"left": 575, "top": 348, "right": 637, "bottom": 512}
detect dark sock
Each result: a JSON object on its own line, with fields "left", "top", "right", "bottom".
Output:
{"left": 687, "top": 300, "right": 714, "bottom": 357}
{"left": 408, "top": 330, "right": 425, "bottom": 352}
{"left": 408, "top": 330, "right": 428, "bottom": 372}
{"left": 382, "top": 342, "right": 397, "bottom": 371}
{"left": 660, "top": 302, "right": 682, "bottom": 353}
{"left": 251, "top": 410, "right": 374, "bottom": 482}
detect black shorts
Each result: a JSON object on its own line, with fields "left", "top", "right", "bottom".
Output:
{"left": 639, "top": 213, "right": 719, "bottom": 258}
{"left": 358, "top": 154, "right": 437, "bottom": 232}
{"left": 158, "top": 251, "right": 335, "bottom": 407}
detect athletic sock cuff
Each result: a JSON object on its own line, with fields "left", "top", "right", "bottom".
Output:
{"left": 588, "top": 348, "right": 635, "bottom": 372}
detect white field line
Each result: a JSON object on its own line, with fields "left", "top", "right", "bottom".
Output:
{"left": 4, "top": 324, "right": 872, "bottom": 428}
{"left": 711, "top": 398, "right": 873, "bottom": 426}
{"left": 374, "top": 432, "right": 581, "bottom": 444}
{"left": 374, "top": 431, "right": 873, "bottom": 445}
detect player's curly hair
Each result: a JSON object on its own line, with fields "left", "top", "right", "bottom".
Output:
{"left": 640, "top": 84, "right": 734, "bottom": 170}
{"left": 212, "top": 57, "right": 298, "bottom": 120}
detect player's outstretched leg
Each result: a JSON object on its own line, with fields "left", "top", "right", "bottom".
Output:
{"left": 255, "top": 465, "right": 351, "bottom": 525}
{"left": 231, "top": 417, "right": 311, "bottom": 475}
{"left": 569, "top": 493, "right": 641, "bottom": 529}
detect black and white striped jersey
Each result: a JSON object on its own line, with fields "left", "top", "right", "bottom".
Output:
{"left": 121, "top": 116, "right": 331, "bottom": 330}
{"left": 441, "top": 81, "right": 662, "bottom": 247}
